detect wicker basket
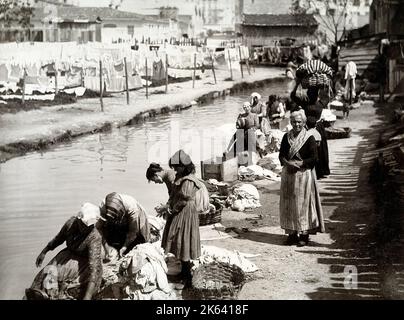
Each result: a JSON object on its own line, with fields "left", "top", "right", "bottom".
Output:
{"left": 325, "top": 127, "right": 352, "bottom": 140}
{"left": 301, "top": 73, "right": 331, "bottom": 89}
{"left": 199, "top": 201, "right": 223, "bottom": 226}
{"left": 190, "top": 262, "right": 246, "bottom": 300}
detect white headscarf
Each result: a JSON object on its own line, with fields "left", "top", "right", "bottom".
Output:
{"left": 77, "top": 203, "right": 100, "bottom": 227}
{"left": 250, "top": 92, "right": 262, "bottom": 100}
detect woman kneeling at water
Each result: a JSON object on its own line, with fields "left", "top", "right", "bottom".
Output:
{"left": 26, "top": 203, "right": 103, "bottom": 300}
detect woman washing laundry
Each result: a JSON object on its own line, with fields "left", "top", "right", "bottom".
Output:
{"left": 266, "top": 95, "right": 286, "bottom": 130}
{"left": 161, "top": 150, "right": 210, "bottom": 288}
{"left": 146, "top": 163, "right": 176, "bottom": 196}
{"left": 224, "top": 102, "right": 260, "bottom": 159}
{"left": 26, "top": 203, "right": 103, "bottom": 300}
{"left": 250, "top": 92, "right": 266, "bottom": 125}
{"left": 146, "top": 163, "right": 176, "bottom": 219}
{"left": 97, "top": 192, "right": 151, "bottom": 259}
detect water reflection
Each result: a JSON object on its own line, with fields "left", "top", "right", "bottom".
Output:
{"left": 0, "top": 81, "right": 288, "bottom": 299}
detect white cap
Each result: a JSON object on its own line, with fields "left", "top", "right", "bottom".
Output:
{"left": 77, "top": 203, "right": 100, "bottom": 227}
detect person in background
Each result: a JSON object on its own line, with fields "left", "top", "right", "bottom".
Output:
{"left": 285, "top": 61, "right": 298, "bottom": 79}
{"left": 250, "top": 92, "right": 266, "bottom": 125}
{"left": 146, "top": 163, "right": 176, "bottom": 197}
{"left": 146, "top": 163, "right": 176, "bottom": 219}
{"left": 98, "top": 192, "right": 150, "bottom": 259}
{"left": 162, "top": 150, "right": 210, "bottom": 288}
{"left": 290, "top": 80, "right": 330, "bottom": 179}
{"left": 27, "top": 203, "right": 103, "bottom": 300}
{"left": 224, "top": 102, "right": 260, "bottom": 160}
{"left": 279, "top": 110, "right": 325, "bottom": 247}
{"left": 377, "top": 44, "right": 388, "bottom": 103}
{"left": 237, "top": 102, "right": 260, "bottom": 130}
{"left": 266, "top": 95, "right": 286, "bottom": 130}
{"left": 344, "top": 60, "right": 357, "bottom": 107}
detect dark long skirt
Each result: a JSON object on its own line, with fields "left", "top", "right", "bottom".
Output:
{"left": 315, "top": 121, "right": 330, "bottom": 178}
{"left": 161, "top": 200, "right": 201, "bottom": 262}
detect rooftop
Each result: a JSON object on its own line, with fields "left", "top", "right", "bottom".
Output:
{"left": 242, "top": 14, "right": 318, "bottom": 27}
{"left": 32, "top": 6, "right": 164, "bottom": 23}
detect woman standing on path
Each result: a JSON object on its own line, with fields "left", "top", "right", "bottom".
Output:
{"left": 27, "top": 203, "right": 103, "bottom": 300}
{"left": 161, "top": 150, "right": 210, "bottom": 287}
{"left": 279, "top": 110, "right": 325, "bottom": 247}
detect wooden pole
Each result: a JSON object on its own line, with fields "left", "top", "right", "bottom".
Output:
{"left": 165, "top": 53, "right": 169, "bottom": 93}
{"left": 253, "top": 55, "right": 256, "bottom": 73}
{"left": 80, "top": 68, "right": 84, "bottom": 87}
{"left": 243, "top": 47, "right": 251, "bottom": 75}
{"left": 145, "top": 58, "right": 148, "bottom": 99}
{"left": 124, "top": 57, "right": 129, "bottom": 105}
{"left": 238, "top": 46, "right": 244, "bottom": 78}
{"left": 210, "top": 54, "right": 217, "bottom": 84}
{"left": 54, "top": 62, "right": 58, "bottom": 95}
{"left": 227, "top": 49, "right": 233, "bottom": 80}
{"left": 192, "top": 53, "right": 197, "bottom": 88}
{"left": 99, "top": 60, "right": 104, "bottom": 112}
{"left": 246, "top": 58, "right": 251, "bottom": 75}
{"left": 22, "top": 68, "right": 26, "bottom": 105}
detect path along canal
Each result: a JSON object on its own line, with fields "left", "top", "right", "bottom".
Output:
{"left": 0, "top": 79, "right": 289, "bottom": 299}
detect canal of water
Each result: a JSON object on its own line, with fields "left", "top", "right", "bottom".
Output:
{"left": 0, "top": 79, "right": 290, "bottom": 299}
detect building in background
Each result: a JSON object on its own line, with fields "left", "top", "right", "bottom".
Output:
{"left": 240, "top": 13, "right": 319, "bottom": 47}
{"left": 369, "top": 0, "right": 404, "bottom": 37}
{"left": 236, "top": 0, "right": 371, "bottom": 44}
{"left": 118, "top": 0, "right": 204, "bottom": 38}
{"left": 31, "top": 6, "right": 175, "bottom": 43}
{"left": 200, "top": 0, "right": 236, "bottom": 33}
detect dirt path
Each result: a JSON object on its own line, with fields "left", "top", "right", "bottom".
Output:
{"left": 201, "top": 101, "right": 402, "bottom": 300}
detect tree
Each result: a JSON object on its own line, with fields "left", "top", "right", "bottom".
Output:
{"left": 290, "top": 0, "right": 308, "bottom": 15}
{"left": 0, "top": 0, "right": 33, "bottom": 29}
{"left": 301, "top": 0, "right": 350, "bottom": 44}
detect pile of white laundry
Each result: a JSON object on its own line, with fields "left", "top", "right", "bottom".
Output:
{"left": 192, "top": 245, "right": 259, "bottom": 274}
{"left": 227, "top": 183, "right": 261, "bottom": 211}
{"left": 238, "top": 165, "right": 280, "bottom": 182}
{"left": 99, "top": 242, "right": 176, "bottom": 300}
{"left": 257, "top": 152, "right": 282, "bottom": 174}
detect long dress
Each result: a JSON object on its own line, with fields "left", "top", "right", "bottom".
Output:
{"left": 161, "top": 174, "right": 210, "bottom": 262}
{"left": 279, "top": 129, "right": 325, "bottom": 235}
{"left": 29, "top": 217, "right": 103, "bottom": 300}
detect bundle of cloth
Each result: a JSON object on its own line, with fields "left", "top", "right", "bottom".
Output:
{"left": 98, "top": 242, "right": 176, "bottom": 300}
{"left": 296, "top": 60, "right": 333, "bottom": 89}
{"left": 227, "top": 183, "right": 261, "bottom": 212}
{"left": 238, "top": 165, "right": 281, "bottom": 182}
{"left": 192, "top": 245, "right": 259, "bottom": 274}
{"left": 265, "top": 129, "right": 284, "bottom": 153}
